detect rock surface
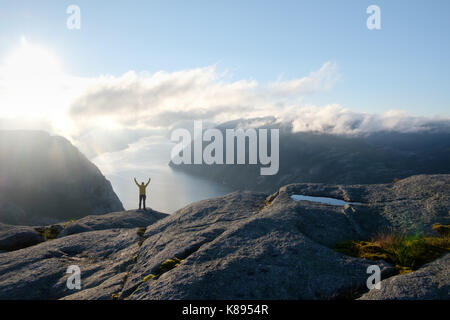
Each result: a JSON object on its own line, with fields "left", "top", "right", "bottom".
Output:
{"left": 359, "top": 254, "right": 450, "bottom": 300}
{"left": 281, "top": 174, "right": 450, "bottom": 236}
{"left": 58, "top": 209, "right": 168, "bottom": 238}
{"left": 0, "top": 209, "right": 168, "bottom": 299}
{"left": 0, "top": 229, "right": 141, "bottom": 300}
{"left": 122, "top": 191, "right": 393, "bottom": 300}
{"left": 0, "top": 223, "right": 44, "bottom": 251}
{"left": 0, "top": 174, "right": 448, "bottom": 300}
{"left": 0, "top": 130, "right": 124, "bottom": 225}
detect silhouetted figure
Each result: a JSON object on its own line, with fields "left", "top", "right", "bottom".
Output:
{"left": 134, "top": 177, "right": 151, "bottom": 210}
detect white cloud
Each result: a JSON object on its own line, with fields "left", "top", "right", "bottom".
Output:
{"left": 69, "top": 66, "right": 260, "bottom": 128}
{"left": 269, "top": 61, "right": 339, "bottom": 96}
{"left": 285, "top": 105, "right": 450, "bottom": 134}
{"left": 0, "top": 43, "right": 448, "bottom": 158}
{"left": 68, "top": 61, "right": 448, "bottom": 139}
{"left": 67, "top": 62, "right": 342, "bottom": 132}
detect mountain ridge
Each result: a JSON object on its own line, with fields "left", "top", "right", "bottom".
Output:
{"left": 169, "top": 120, "right": 450, "bottom": 193}
{"left": 0, "top": 130, "right": 124, "bottom": 225}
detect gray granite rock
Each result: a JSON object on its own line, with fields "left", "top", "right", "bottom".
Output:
{"left": 359, "top": 254, "right": 450, "bottom": 300}
{"left": 121, "top": 191, "right": 393, "bottom": 300}
{"left": 61, "top": 272, "right": 128, "bottom": 300}
{"left": 0, "top": 228, "right": 142, "bottom": 300}
{"left": 0, "top": 223, "right": 44, "bottom": 251}
{"left": 58, "top": 209, "right": 168, "bottom": 238}
{"left": 0, "top": 174, "right": 447, "bottom": 300}
{"left": 280, "top": 174, "right": 450, "bottom": 237}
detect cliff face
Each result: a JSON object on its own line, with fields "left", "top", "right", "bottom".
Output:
{"left": 0, "top": 130, "right": 124, "bottom": 225}
{"left": 169, "top": 120, "right": 450, "bottom": 193}
{"left": 0, "top": 174, "right": 448, "bottom": 300}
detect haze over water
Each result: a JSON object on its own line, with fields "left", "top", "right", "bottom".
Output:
{"left": 92, "top": 136, "right": 233, "bottom": 214}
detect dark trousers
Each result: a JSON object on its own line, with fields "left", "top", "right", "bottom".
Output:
{"left": 139, "top": 195, "right": 146, "bottom": 210}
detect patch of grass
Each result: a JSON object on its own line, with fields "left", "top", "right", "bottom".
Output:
{"left": 395, "top": 265, "right": 413, "bottom": 275}
{"left": 44, "top": 229, "right": 58, "bottom": 240}
{"left": 142, "top": 257, "right": 184, "bottom": 283}
{"left": 264, "top": 192, "right": 279, "bottom": 207}
{"left": 142, "top": 274, "right": 156, "bottom": 282}
{"left": 334, "top": 241, "right": 389, "bottom": 261}
{"left": 63, "top": 219, "right": 76, "bottom": 228}
{"left": 155, "top": 257, "right": 183, "bottom": 274}
{"left": 335, "top": 226, "right": 450, "bottom": 273}
{"left": 432, "top": 223, "right": 450, "bottom": 237}
{"left": 111, "top": 293, "right": 120, "bottom": 300}
{"left": 35, "top": 225, "right": 62, "bottom": 240}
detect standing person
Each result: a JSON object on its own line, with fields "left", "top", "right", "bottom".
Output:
{"left": 134, "top": 177, "right": 151, "bottom": 210}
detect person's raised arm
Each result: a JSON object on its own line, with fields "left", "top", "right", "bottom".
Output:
{"left": 134, "top": 178, "right": 139, "bottom": 187}
{"left": 145, "top": 178, "right": 151, "bottom": 187}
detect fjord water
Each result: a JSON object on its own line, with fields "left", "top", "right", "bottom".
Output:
{"left": 92, "top": 136, "right": 233, "bottom": 214}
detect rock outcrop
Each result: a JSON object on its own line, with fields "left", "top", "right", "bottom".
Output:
{"left": 58, "top": 209, "right": 168, "bottom": 238}
{"left": 0, "top": 229, "right": 141, "bottom": 300}
{"left": 0, "top": 209, "right": 168, "bottom": 252}
{"left": 279, "top": 174, "right": 450, "bottom": 237}
{"left": 0, "top": 174, "right": 448, "bottom": 300}
{"left": 122, "top": 191, "right": 393, "bottom": 300}
{"left": 360, "top": 254, "right": 450, "bottom": 300}
{"left": 0, "top": 130, "right": 124, "bottom": 225}
{"left": 0, "top": 209, "right": 168, "bottom": 299}
{"left": 0, "top": 223, "right": 44, "bottom": 251}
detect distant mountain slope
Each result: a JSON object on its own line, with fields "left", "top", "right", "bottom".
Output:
{"left": 0, "top": 130, "right": 124, "bottom": 225}
{"left": 170, "top": 119, "right": 450, "bottom": 192}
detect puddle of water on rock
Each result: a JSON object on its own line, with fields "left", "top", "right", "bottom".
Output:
{"left": 290, "top": 195, "right": 361, "bottom": 206}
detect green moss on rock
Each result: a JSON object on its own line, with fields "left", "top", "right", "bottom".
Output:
{"left": 335, "top": 230, "right": 449, "bottom": 273}
{"left": 432, "top": 223, "right": 450, "bottom": 237}
{"left": 142, "top": 257, "right": 184, "bottom": 283}
{"left": 34, "top": 225, "right": 62, "bottom": 240}
{"left": 155, "top": 257, "right": 183, "bottom": 274}
{"left": 142, "top": 274, "right": 156, "bottom": 282}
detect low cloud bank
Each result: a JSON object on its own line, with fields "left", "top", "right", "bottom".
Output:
{"left": 287, "top": 106, "right": 450, "bottom": 135}
{"left": 1, "top": 61, "right": 448, "bottom": 158}
{"left": 68, "top": 62, "right": 448, "bottom": 143}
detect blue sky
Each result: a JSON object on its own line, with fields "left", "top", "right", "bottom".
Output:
{"left": 0, "top": 0, "right": 449, "bottom": 116}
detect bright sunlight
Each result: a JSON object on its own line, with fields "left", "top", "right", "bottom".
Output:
{"left": 0, "top": 37, "right": 67, "bottom": 122}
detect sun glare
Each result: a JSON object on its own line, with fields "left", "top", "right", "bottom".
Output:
{"left": 0, "top": 37, "right": 67, "bottom": 121}
{"left": 5, "top": 37, "right": 62, "bottom": 78}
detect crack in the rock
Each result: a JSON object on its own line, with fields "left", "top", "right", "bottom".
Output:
{"left": 341, "top": 206, "right": 365, "bottom": 239}
{"left": 110, "top": 227, "right": 147, "bottom": 300}
{"left": 119, "top": 230, "right": 228, "bottom": 299}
